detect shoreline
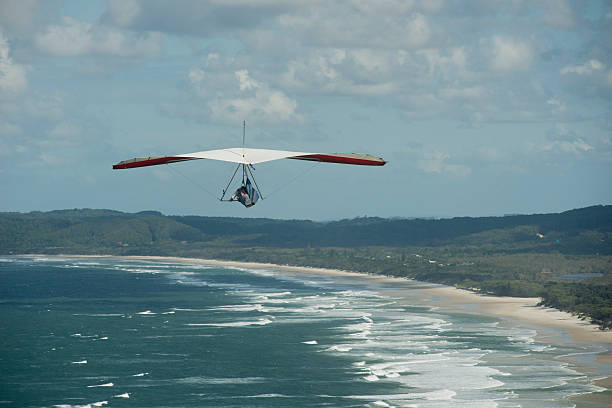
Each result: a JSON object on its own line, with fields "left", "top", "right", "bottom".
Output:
{"left": 14, "top": 254, "right": 612, "bottom": 399}
{"left": 128, "top": 256, "right": 612, "bottom": 343}
{"left": 22, "top": 253, "right": 612, "bottom": 344}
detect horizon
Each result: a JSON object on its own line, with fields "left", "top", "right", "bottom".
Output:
{"left": 1, "top": 1, "right": 611, "bottom": 220}
{"left": 4, "top": 203, "right": 608, "bottom": 223}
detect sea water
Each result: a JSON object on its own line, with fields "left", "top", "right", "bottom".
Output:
{"left": 0, "top": 256, "right": 609, "bottom": 407}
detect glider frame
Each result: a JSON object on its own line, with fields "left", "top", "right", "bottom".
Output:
{"left": 219, "top": 163, "right": 263, "bottom": 202}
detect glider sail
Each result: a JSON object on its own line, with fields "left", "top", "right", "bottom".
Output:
{"left": 112, "top": 147, "right": 386, "bottom": 169}
{"left": 113, "top": 146, "right": 385, "bottom": 208}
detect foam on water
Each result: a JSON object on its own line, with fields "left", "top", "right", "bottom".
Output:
{"left": 326, "top": 345, "right": 353, "bottom": 352}
{"left": 72, "top": 313, "right": 123, "bottom": 317}
{"left": 186, "top": 318, "right": 274, "bottom": 327}
{"left": 176, "top": 376, "right": 265, "bottom": 385}
{"left": 230, "top": 265, "right": 607, "bottom": 406}
{"left": 86, "top": 383, "right": 113, "bottom": 388}
{"left": 2, "top": 256, "right": 608, "bottom": 408}
{"left": 53, "top": 402, "right": 108, "bottom": 408}
{"left": 211, "top": 304, "right": 270, "bottom": 312}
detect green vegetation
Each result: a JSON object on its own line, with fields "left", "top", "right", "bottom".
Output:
{"left": 1, "top": 206, "right": 611, "bottom": 328}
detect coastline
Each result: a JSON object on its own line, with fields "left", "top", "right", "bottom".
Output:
{"left": 120, "top": 256, "right": 612, "bottom": 343}
{"left": 16, "top": 254, "right": 612, "bottom": 400}
{"left": 29, "top": 254, "right": 612, "bottom": 344}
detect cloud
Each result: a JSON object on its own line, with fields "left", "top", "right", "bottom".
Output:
{"left": 278, "top": 6, "right": 432, "bottom": 50}
{"left": 440, "top": 86, "right": 486, "bottom": 101}
{"left": 44, "top": 121, "right": 83, "bottom": 148}
{"left": 487, "top": 36, "right": 532, "bottom": 72}
{"left": 0, "top": 31, "right": 28, "bottom": 95}
{"left": 559, "top": 60, "right": 612, "bottom": 98}
{"left": 103, "top": 0, "right": 293, "bottom": 36}
{"left": 539, "top": 0, "right": 577, "bottom": 29}
{"left": 187, "top": 61, "right": 302, "bottom": 123}
{"left": 105, "top": 0, "right": 142, "bottom": 27}
{"left": 417, "top": 151, "right": 471, "bottom": 178}
{"left": 546, "top": 97, "right": 566, "bottom": 113}
{"left": 541, "top": 138, "right": 593, "bottom": 155}
{"left": 560, "top": 59, "right": 605, "bottom": 75}
{"left": 93, "top": 1, "right": 605, "bottom": 128}
{"left": 35, "top": 17, "right": 163, "bottom": 57}
{"left": 536, "top": 123, "right": 594, "bottom": 155}
{"left": 280, "top": 48, "right": 398, "bottom": 97}
{"left": 417, "top": 47, "right": 467, "bottom": 79}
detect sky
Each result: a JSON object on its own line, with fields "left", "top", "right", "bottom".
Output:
{"left": 1, "top": 0, "right": 611, "bottom": 220}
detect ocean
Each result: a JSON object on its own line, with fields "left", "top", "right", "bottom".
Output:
{"left": 0, "top": 256, "right": 609, "bottom": 407}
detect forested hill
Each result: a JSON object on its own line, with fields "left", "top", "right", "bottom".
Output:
{"left": 1, "top": 206, "right": 611, "bottom": 328}
{"left": 0, "top": 205, "right": 610, "bottom": 255}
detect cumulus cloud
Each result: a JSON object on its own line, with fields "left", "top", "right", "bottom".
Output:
{"left": 279, "top": 6, "right": 432, "bottom": 50}
{"left": 417, "top": 47, "right": 468, "bottom": 79}
{"left": 559, "top": 59, "right": 612, "bottom": 98}
{"left": 35, "top": 17, "right": 162, "bottom": 57}
{"left": 281, "top": 48, "right": 398, "bottom": 97}
{"left": 417, "top": 151, "right": 471, "bottom": 178}
{"left": 94, "top": 0, "right": 599, "bottom": 127}
{"left": 542, "top": 138, "right": 593, "bottom": 155}
{"left": 560, "top": 59, "right": 605, "bottom": 75}
{"left": 187, "top": 59, "right": 302, "bottom": 123}
{"left": 487, "top": 36, "right": 532, "bottom": 72}
{"left": 3, "top": 0, "right": 609, "bottom": 161}
{"left": 0, "top": 31, "right": 28, "bottom": 95}
{"left": 537, "top": 123, "right": 594, "bottom": 155}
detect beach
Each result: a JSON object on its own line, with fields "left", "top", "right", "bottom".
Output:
{"left": 127, "top": 256, "right": 612, "bottom": 395}
{"left": 114, "top": 256, "right": 612, "bottom": 344}
{"left": 19, "top": 254, "right": 612, "bottom": 404}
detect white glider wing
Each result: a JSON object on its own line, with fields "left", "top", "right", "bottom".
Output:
{"left": 113, "top": 147, "right": 386, "bottom": 169}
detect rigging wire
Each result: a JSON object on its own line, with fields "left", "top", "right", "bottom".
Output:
{"left": 221, "top": 163, "right": 242, "bottom": 201}
{"left": 246, "top": 163, "right": 264, "bottom": 199}
{"left": 165, "top": 156, "right": 321, "bottom": 203}
{"left": 264, "top": 161, "right": 322, "bottom": 199}
{"left": 164, "top": 163, "right": 219, "bottom": 200}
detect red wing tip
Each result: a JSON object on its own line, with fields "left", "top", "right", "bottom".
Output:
{"left": 113, "top": 156, "right": 196, "bottom": 169}
{"left": 292, "top": 153, "right": 386, "bottom": 166}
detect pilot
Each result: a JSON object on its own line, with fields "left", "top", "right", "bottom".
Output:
{"left": 232, "top": 186, "right": 247, "bottom": 205}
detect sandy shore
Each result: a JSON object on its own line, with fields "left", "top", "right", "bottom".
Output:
{"left": 414, "top": 284, "right": 612, "bottom": 344}
{"left": 136, "top": 255, "right": 612, "bottom": 404}
{"left": 23, "top": 254, "right": 612, "bottom": 400}
{"left": 65, "top": 254, "right": 612, "bottom": 344}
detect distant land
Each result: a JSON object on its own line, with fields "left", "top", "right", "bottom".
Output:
{"left": 1, "top": 205, "right": 610, "bottom": 328}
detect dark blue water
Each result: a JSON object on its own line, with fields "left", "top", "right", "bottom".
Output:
{"left": 0, "top": 256, "right": 608, "bottom": 407}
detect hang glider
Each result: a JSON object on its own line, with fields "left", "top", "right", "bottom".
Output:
{"left": 113, "top": 147, "right": 386, "bottom": 208}
{"left": 112, "top": 147, "right": 386, "bottom": 169}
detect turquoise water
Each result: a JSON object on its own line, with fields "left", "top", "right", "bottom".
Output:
{"left": 0, "top": 256, "right": 609, "bottom": 407}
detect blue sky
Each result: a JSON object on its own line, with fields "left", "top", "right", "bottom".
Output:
{"left": 1, "top": 0, "right": 610, "bottom": 220}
